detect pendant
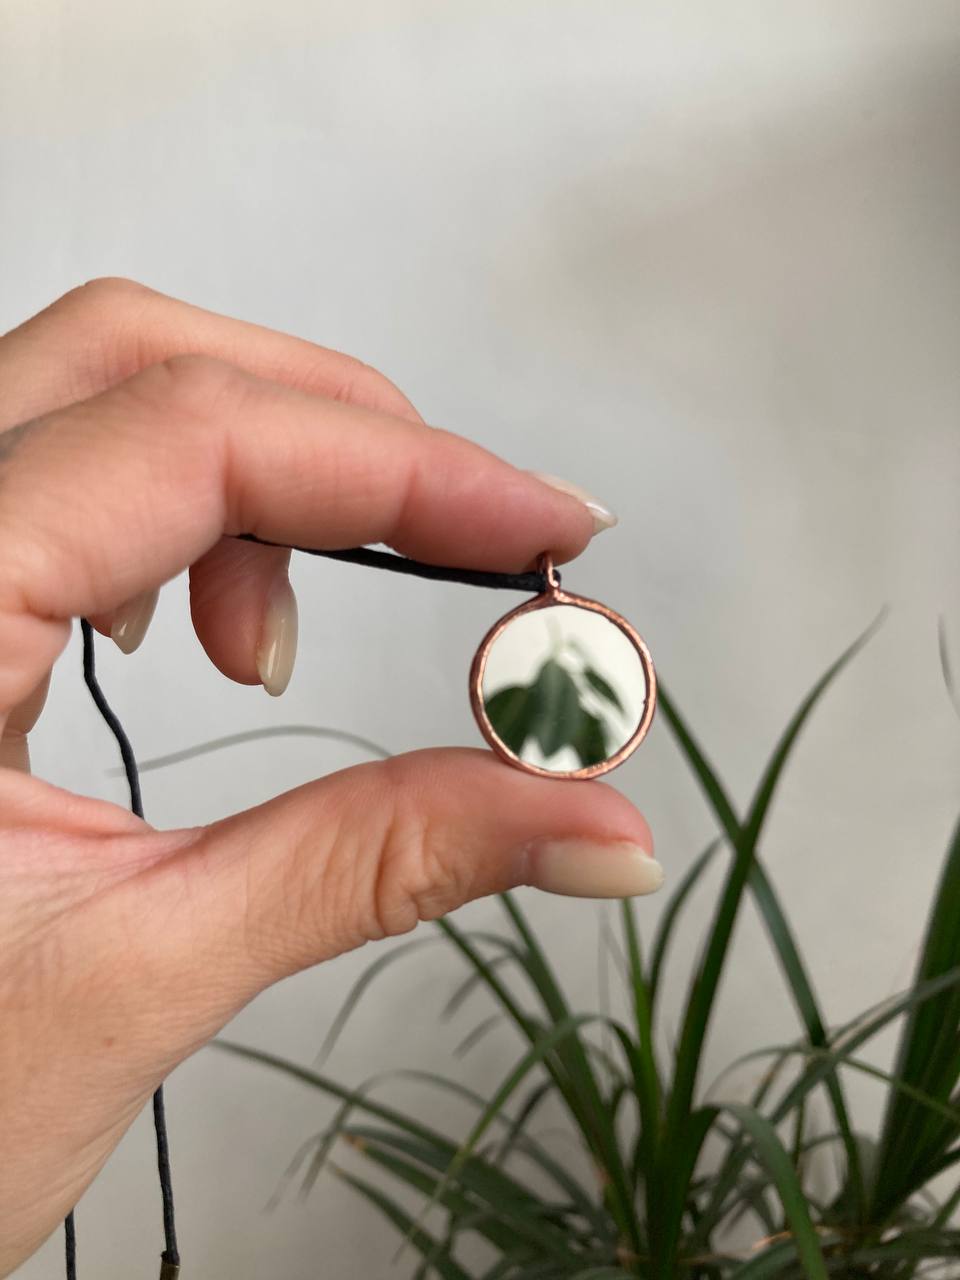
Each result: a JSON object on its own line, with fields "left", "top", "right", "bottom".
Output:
{"left": 469, "top": 553, "right": 657, "bottom": 779}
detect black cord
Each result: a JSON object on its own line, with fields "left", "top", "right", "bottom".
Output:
{"left": 153, "top": 1088, "right": 179, "bottom": 1275}
{"left": 64, "top": 1207, "right": 76, "bottom": 1280}
{"left": 235, "top": 534, "right": 560, "bottom": 592}
{"left": 81, "top": 619, "right": 143, "bottom": 819}
{"left": 64, "top": 545, "right": 545, "bottom": 1278}
{"left": 77, "top": 619, "right": 180, "bottom": 1279}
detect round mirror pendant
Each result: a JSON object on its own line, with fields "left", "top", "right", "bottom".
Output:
{"left": 469, "top": 554, "right": 656, "bottom": 779}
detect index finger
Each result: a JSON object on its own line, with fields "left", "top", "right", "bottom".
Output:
{"left": 0, "top": 276, "right": 424, "bottom": 429}
{"left": 0, "top": 354, "right": 598, "bottom": 720}
{"left": 0, "top": 275, "right": 428, "bottom": 670}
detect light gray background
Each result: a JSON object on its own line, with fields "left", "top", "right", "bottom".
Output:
{"left": 3, "top": 2, "right": 959, "bottom": 1275}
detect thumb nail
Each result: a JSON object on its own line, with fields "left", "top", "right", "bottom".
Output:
{"left": 525, "top": 838, "right": 663, "bottom": 899}
{"left": 528, "top": 472, "right": 618, "bottom": 534}
{"left": 256, "top": 572, "right": 298, "bottom": 696}
{"left": 110, "top": 588, "right": 159, "bottom": 655}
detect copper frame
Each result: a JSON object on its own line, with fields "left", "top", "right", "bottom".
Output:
{"left": 469, "top": 553, "right": 657, "bottom": 779}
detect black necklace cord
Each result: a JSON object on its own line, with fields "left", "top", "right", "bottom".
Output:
{"left": 77, "top": 619, "right": 180, "bottom": 1280}
{"left": 65, "top": 541, "right": 551, "bottom": 1278}
{"left": 234, "top": 533, "right": 561, "bottom": 592}
{"left": 64, "top": 1204, "right": 76, "bottom": 1280}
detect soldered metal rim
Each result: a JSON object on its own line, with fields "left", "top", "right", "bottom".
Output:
{"left": 469, "top": 553, "right": 657, "bottom": 779}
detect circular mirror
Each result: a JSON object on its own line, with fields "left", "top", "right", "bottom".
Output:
{"left": 471, "top": 597, "right": 655, "bottom": 778}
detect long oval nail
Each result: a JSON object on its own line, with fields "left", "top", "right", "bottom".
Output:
{"left": 256, "top": 573, "right": 298, "bottom": 696}
{"left": 110, "top": 588, "right": 159, "bottom": 655}
{"left": 525, "top": 838, "right": 663, "bottom": 899}
{"left": 528, "top": 472, "right": 618, "bottom": 534}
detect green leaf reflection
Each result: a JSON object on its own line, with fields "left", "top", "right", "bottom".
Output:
{"left": 485, "top": 646, "right": 628, "bottom": 769}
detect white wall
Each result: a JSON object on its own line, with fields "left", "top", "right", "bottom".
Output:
{"left": 3, "top": 2, "right": 959, "bottom": 1275}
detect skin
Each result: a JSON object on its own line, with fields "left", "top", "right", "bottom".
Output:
{"left": 0, "top": 278, "right": 653, "bottom": 1274}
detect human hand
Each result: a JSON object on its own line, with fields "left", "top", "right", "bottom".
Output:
{"left": 0, "top": 278, "right": 662, "bottom": 1273}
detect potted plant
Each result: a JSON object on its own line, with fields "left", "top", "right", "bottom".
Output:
{"left": 220, "top": 622, "right": 960, "bottom": 1278}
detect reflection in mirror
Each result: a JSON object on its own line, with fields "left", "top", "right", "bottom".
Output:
{"left": 480, "top": 604, "right": 648, "bottom": 772}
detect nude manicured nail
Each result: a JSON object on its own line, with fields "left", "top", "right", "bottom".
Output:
{"left": 256, "top": 574, "right": 298, "bottom": 697}
{"left": 110, "top": 588, "right": 159, "bottom": 655}
{"left": 526, "top": 838, "right": 663, "bottom": 899}
{"left": 529, "top": 472, "right": 618, "bottom": 534}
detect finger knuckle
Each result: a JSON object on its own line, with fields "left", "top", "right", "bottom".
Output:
{"left": 18, "top": 279, "right": 162, "bottom": 400}
{"left": 133, "top": 352, "right": 248, "bottom": 422}
{"left": 59, "top": 275, "right": 155, "bottom": 316}
{"left": 366, "top": 764, "right": 468, "bottom": 940}
{"left": 332, "top": 357, "right": 420, "bottom": 422}
{"left": 79, "top": 274, "right": 153, "bottom": 300}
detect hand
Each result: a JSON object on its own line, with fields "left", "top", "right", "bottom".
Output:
{"left": 0, "top": 278, "right": 662, "bottom": 1274}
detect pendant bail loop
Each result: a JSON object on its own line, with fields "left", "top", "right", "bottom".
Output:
{"left": 536, "top": 552, "right": 561, "bottom": 594}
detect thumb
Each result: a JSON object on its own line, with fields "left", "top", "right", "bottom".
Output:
{"left": 0, "top": 748, "right": 660, "bottom": 1264}
{"left": 142, "top": 748, "right": 661, "bottom": 1043}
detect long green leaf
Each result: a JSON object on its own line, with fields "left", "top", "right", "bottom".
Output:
{"left": 128, "top": 722, "right": 392, "bottom": 774}
{"left": 871, "top": 814, "right": 960, "bottom": 1218}
{"left": 715, "top": 1043, "right": 960, "bottom": 1127}
{"left": 436, "top": 914, "right": 614, "bottom": 1223}
{"left": 569, "top": 1270, "right": 631, "bottom": 1279}
{"left": 620, "top": 898, "right": 662, "bottom": 1183}
{"left": 497, "top": 895, "right": 642, "bottom": 1255}
{"left": 930, "top": 1174, "right": 960, "bottom": 1230}
{"left": 647, "top": 838, "right": 722, "bottom": 1007}
{"left": 441, "top": 951, "right": 521, "bottom": 1022}
{"left": 722, "top": 1105, "right": 828, "bottom": 1280}
{"left": 315, "top": 935, "right": 441, "bottom": 1065}
{"left": 212, "top": 1041, "right": 600, "bottom": 1221}
{"left": 329, "top": 1164, "right": 471, "bottom": 1280}
{"left": 726, "top": 1239, "right": 800, "bottom": 1280}
{"left": 489, "top": 1079, "right": 554, "bottom": 1167}
{"left": 658, "top": 620, "right": 880, "bottom": 1244}
{"left": 701, "top": 966, "right": 960, "bottom": 1234}
{"left": 344, "top": 1128, "right": 579, "bottom": 1260}
{"left": 477, "top": 1257, "right": 543, "bottom": 1280}
{"left": 406, "top": 1014, "right": 629, "bottom": 1260}
{"left": 435, "top": 918, "right": 541, "bottom": 1050}
{"left": 453, "top": 1013, "right": 511, "bottom": 1059}
{"left": 321, "top": 928, "right": 526, "bottom": 1067}
{"left": 649, "top": 1106, "right": 717, "bottom": 1277}
{"left": 823, "top": 1231, "right": 960, "bottom": 1269}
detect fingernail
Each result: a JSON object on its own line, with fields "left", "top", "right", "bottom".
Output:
{"left": 525, "top": 838, "right": 663, "bottom": 899}
{"left": 110, "top": 588, "right": 159, "bottom": 655}
{"left": 256, "top": 573, "right": 298, "bottom": 696}
{"left": 529, "top": 472, "right": 618, "bottom": 534}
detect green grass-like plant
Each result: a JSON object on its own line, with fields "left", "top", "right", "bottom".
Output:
{"left": 209, "top": 622, "right": 960, "bottom": 1278}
